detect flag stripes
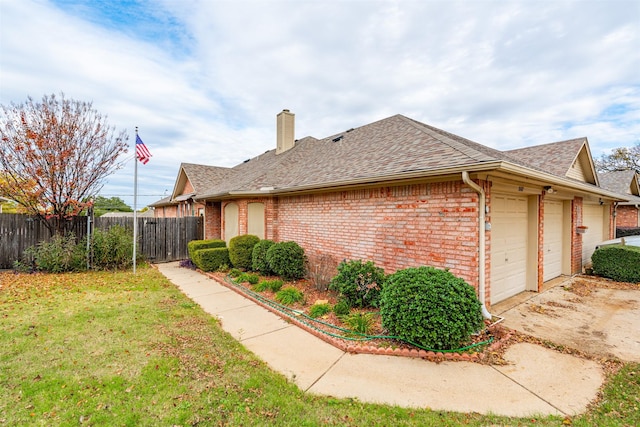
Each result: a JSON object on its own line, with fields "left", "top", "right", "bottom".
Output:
{"left": 136, "top": 134, "right": 152, "bottom": 164}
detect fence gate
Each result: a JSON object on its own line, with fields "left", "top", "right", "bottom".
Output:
{"left": 135, "top": 217, "right": 203, "bottom": 263}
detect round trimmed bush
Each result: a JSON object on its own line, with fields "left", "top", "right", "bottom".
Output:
{"left": 252, "top": 239, "right": 275, "bottom": 275}
{"left": 228, "top": 234, "right": 260, "bottom": 270}
{"left": 329, "top": 260, "right": 386, "bottom": 308}
{"left": 380, "top": 266, "right": 484, "bottom": 350}
{"left": 266, "top": 241, "right": 306, "bottom": 280}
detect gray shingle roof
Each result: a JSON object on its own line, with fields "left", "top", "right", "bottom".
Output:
{"left": 180, "top": 163, "right": 235, "bottom": 193}
{"left": 180, "top": 114, "right": 617, "bottom": 200}
{"left": 599, "top": 170, "right": 639, "bottom": 195}
{"left": 505, "top": 138, "right": 587, "bottom": 177}
{"left": 199, "top": 114, "right": 518, "bottom": 197}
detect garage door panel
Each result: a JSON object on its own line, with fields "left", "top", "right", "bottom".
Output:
{"left": 491, "top": 194, "right": 528, "bottom": 304}
{"left": 543, "top": 200, "right": 563, "bottom": 281}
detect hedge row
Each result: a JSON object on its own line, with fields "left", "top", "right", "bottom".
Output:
{"left": 592, "top": 245, "right": 640, "bottom": 283}
{"left": 188, "top": 236, "right": 306, "bottom": 279}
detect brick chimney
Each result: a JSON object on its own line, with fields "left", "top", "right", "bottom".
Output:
{"left": 276, "top": 109, "right": 295, "bottom": 155}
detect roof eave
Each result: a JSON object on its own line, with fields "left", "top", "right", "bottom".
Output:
{"left": 499, "top": 162, "right": 627, "bottom": 201}
{"left": 195, "top": 160, "right": 628, "bottom": 202}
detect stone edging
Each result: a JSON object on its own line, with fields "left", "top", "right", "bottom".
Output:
{"left": 204, "top": 271, "right": 514, "bottom": 363}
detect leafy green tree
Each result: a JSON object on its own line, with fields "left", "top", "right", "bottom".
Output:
{"left": 596, "top": 142, "right": 640, "bottom": 172}
{"left": 92, "top": 196, "right": 133, "bottom": 217}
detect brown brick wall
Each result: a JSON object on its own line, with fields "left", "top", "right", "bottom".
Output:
{"left": 276, "top": 181, "right": 482, "bottom": 291}
{"left": 205, "top": 202, "right": 222, "bottom": 239}
{"left": 617, "top": 205, "right": 639, "bottom": 228}
{"left": 571, "top": 197, "right": 583, "bottom": 274}
{"left": 537, "top": 194, "right": 545, "bottom": 291}
{"left": 154, "top": 205, "right": 178, "bottom": 218}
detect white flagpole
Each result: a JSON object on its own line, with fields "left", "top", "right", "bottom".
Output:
{"left": 133, "top": 127, "right": 138, "bottom": 274}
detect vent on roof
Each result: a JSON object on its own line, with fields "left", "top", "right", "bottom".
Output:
{"left": 346, "top": 128, "right": 355, "bottom": 133}
{"left": 332, "top": 135, "right": 344, "bottom": 142}
{"left": 243, "top": 159, "right": 250, "bottom": 163}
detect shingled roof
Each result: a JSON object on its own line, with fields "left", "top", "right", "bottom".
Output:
{"left": 171, "top": 163, "right": 235, "bottom": 200}
{"left": 599, "top": 170, "right": 640, "bottom": 195}
{"left": 156, "top": 113, "right": 623, "bottom": 203}
{"left": 505, "top": 138, "right": 594, "bottom": 179}
{"left": 198, "top": 115, "right": 520, "bottom": 197}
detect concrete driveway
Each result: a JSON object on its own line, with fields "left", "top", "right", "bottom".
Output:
{"left": 493, "top": 276, "right": 640, "bottom": 362}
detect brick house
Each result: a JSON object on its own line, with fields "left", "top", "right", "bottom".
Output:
{"left": 150, "top": 163, "right": 231, "bottom": 218}
{"left": 156, "top": 110, "right": 626, "bottom": 309}
{"left": 599, "top": 170, "right": 640, "bottom": 229}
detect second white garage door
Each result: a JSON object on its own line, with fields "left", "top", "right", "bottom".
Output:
{"left": 491, "top": 194, "right": 528, "bottom": 304}
{"left": 543, "top": 200, "right": 563, "bottom": 281}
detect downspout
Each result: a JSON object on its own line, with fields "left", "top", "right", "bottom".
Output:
{"left": 462, "top": 171, "right": 492, "bottom": 320}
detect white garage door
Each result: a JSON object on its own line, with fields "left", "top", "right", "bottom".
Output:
{"left": 543, "top": 200, "right": 563, "bottom": 281}
{"left": 491, "top": 194, "right": 528, "bottom": 304}
{"left": 582, "top": 204, "right": 604, "bottom": 265}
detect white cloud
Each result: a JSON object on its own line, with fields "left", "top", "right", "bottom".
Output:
{"left": 1, "top": 0, "right": 639, "bottom": 208}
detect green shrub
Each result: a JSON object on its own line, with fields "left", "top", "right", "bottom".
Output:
{"left": 341, "top": 312, "right": 376, "bottom": 335}
{"left": 266, "top": 279, "right": 284, "bottom": 292}
{"left": 253, "top": 280, "right": 269, "bottom": 292}
{"left": 188, "top": 239, "right": 226, "bottom": 260}
{"left": 18, "top": 233, "right": 86, "bottom": 273}
{"left": 192, "top": 247, "right": 230, "bottom": 272}
{"left": 237, "top": 273, "right": 260, "bottom": 285}
{"left": 252, "top": 239, "right": 275, "bottom": 275}
{"left": 253, "top": 279, "right": 283, "bottom": 293}
{"left": 229, "top": 268, "right": 243, "bottom": 278}
{"left": 329, "top": 260, "right": 386, "bottom": 308}
{"left": 275, "top": 286, "right": 304, "bottom": 306}
{"left": 91, "top": 225, "right": 135, "bottom": 270}
{"left": 266, "top": 241, "right": 306, "bottom": 280}
{"left": 592, "top": 245, "right": 640, "bottom": 283}
{"left": 229, "top": 234, "right": 260, "bottom": 270}
{"left": 333, "top": 300, "right": 350, "bottom": 316}
{"left": 308, "top": 303, "right": 331, "bottom": 318}
{"left": 380, "top": 266, "right": 484, "bottom": 350}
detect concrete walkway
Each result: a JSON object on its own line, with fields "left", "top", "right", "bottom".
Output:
{"left": 157, "top": 262, "right": 604, "bottom": 417}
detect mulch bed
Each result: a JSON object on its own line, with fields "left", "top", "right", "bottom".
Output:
{"left": 188, "top": 270, "right": 637, "bottom": 367}
{"left": 204, "top": 271, "right": 512, "bottom": 364}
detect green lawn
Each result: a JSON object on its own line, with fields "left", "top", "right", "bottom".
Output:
{"left": 1, "top": 267, "right": 637, "bottom": 426}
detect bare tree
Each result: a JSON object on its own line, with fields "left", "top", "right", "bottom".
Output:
{"left": 0, "top": 93, "right": 128, "bottom": 235}
{"left": 595, "top": 142, "right": 640, "bottom": 172}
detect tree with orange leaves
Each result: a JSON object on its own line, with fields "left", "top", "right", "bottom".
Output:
{"left": 0, "top": 93, "right": 128, "bottom": 235}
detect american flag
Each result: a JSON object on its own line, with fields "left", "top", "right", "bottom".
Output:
{"left": 136, "top": 134, "right": 152, "bottom": 164}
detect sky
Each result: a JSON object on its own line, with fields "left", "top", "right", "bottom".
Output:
{"left": 1, "top": 0, "right": 639, "bottom": 209}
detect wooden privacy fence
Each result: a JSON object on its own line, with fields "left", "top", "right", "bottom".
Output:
{"left": 0, "top": 214, "right": 203, "bottom": 269}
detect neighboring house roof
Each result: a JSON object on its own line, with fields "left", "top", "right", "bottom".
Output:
{"left": 599, "top": 170, "right": 640, "bottom": 195}
{"left": 148, "top": 196, "right": 173, "bottom": 208}
{"left": 100, "top": 211, "right": 154, "bottom": 218}
{"left": 599, "top": 170, "right": 640, "bottom": 206}
{"left": 193, "top": 114, "right": 622, "bottom": 201}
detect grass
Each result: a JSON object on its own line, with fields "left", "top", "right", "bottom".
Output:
{"left": 0, "top": 266, "right": 638, "bottom": 426}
